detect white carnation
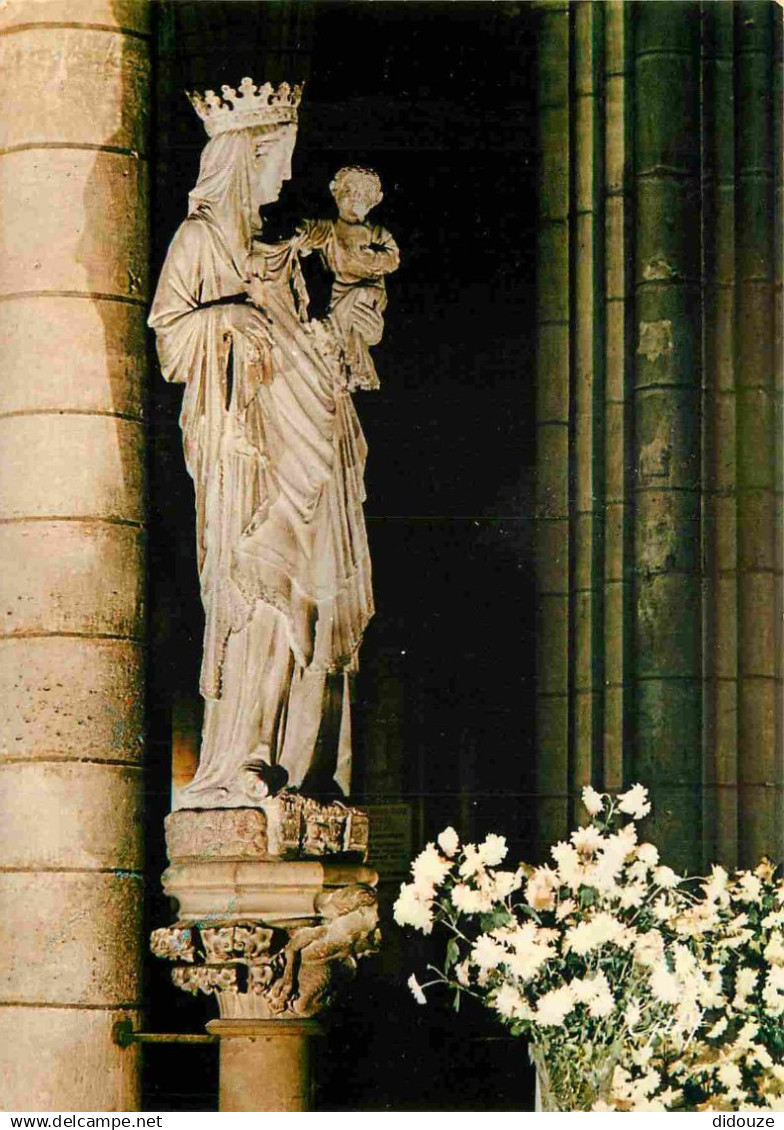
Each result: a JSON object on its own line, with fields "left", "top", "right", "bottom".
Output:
{"left": 636, "top": 843, "right": 660, "bottom": 867}
{"left": 588, "top": 985, "right": 616, "bottom": 1019}
{"left": 437, "top": 826, "right": 460, "bottom": 857}
{"left": 762, "top": 965, "right": 784, "bottom": 1016}
{"left": 493, "top": 983, "right": 528, "bottom": 1019}
{"left": 582, "top": 785, "right": 604, "bottom": 816}
{"left": 733, "top": 965, "right": 759, "bottom": 1008}
{"left": 489, "top": 868, "right": 524, "bottom": 901}
{"left": 704, "top": 865, "right": 729, "bottom": 903}
{"left": 763, "top": 931, "right": 784, "bottom": 965}
{"left": 617, "top": 783, "right": 651, "bottom": 820}
{"left": 550, "top": 841, "right": 585, "bottom": 891}
{"left": 653, "top": 865, "right": 680, "bottom": 889}
{"left": 749, "top": 1045, "right": 773, "bottom": 1070}
{"left": 564, "top": 911, "right": 633, "bottom": 956}
{"left": 571, "top": 825, "right": 605, "bottom": 854}
{"left": 650, "top": 963, "right": 681, "bottom": 1004}
{"left": 407, "top": 973, "right": 427, "bottom": 1004}
{"left": 477, "top": 833, "right": 508, "bottom": 866}
{"left": 470, "top": 933, "right": 506, "bottom": 972}
{"left": 569, "top": 971, "right": 615, "bottom": 1019}
{"left": 707, "top": 1016, "right": 728, "bottom": 1040}
{"left": 618, "top": 880, "right": 647, "bottom": 910}
{"left": 451, "top": 883, "right": 492, "bottom": 915}
{"left": 593, "top": 825, "right": 637, "bottom": 892}
{"left": 535, "top": 985, "right": 574, "bottom": 1027}
{"left": 458, "top": 844, "right": 484, "bottom": 878}
{"left": 716, "top": 1062, "right": 743, "bottom": 1092}
{"left": 734, "top": 871, "right": 763, "bottom": 903}
{"left": 393, "top": 882, "right": 434, "bottom": 934}
{"left": 411, "top": 842, "right": 452, "bottom": 894}
{"left": 526, "top": 866, "right": 559, "bottom": 912}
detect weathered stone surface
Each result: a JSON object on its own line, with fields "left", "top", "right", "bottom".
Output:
{"left": 0, "top": 28, "right": 150, "bottom": 151}
{"left": 738, "top": 573, "right": 777, "bottom": 677}
{"left": 0, "top": 522, "right": 144, "bottom": 639}
{"left": 536, "top": 593, "right": 568, "bottom": 694}
{"left": 0, "top": 761, "right": 143, "bottom": 870}
{"left": 0, "top": 416, "right": 145, "bottom": 522}
{"left": 0, "top": 0, "right": 150, "bottom": 1112}
{"left": 0, "top": 1006, "right": 142, "bottom": 1113}
{"left": 0, "top": 872, "right": 142, "bottom": 1006}
{"left": 636, "top": 574, "right": 701, "bottom": 678}
{"left": 166, "top": 807, "right": 272, "bottom": 862}
{"left": 0, "top": 1, "right": 150, "bottom": 33}
{"left": 635, "top": 489, "right": 700, "bottom": 575}
{"left": 0, "top": 299, "right": 146, "bottom": 418}
{"left": 166, "top": 796, "right": 370, "bottom": 863}
{"left": 0, "top": 637, "right": 144, "bottom": 762}
{"left": 0, "top": 150, "right": 149, "bottom": 299}
{"left": 635, "top": 677, "right": 703, "bottom": 785}
{"left": 208, "top": 1018, "right": 319, "bottom": 1113}
{"left": 536, "top": 222, "right": 569, "bottom": 322}
{"left": 535, "top": 425, "right": 569, "bottom": 517}
{"left": 535, "top": 324, "right": 569, "bottom": 422}
{"left": 162, "top": 858, "right": 378, "bottom": 924}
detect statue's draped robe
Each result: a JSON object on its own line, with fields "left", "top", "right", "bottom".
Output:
{"left": 148, "top": 130, "right": 373, "bottom": 804}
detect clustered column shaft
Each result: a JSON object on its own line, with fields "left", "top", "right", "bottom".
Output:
{"left": 534, "top": 0, "right": 783, "bottom": 869}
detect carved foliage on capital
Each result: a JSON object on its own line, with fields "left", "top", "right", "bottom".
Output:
{"left": 151, "top": 884, "right": 380, "bottom": 1019}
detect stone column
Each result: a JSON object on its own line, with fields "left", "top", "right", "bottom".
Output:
{"left": 534, "top": 0, "right": 571, "bottom": 847}
{"left": 733, "top": 1, "right": 780, "bottom": 868}
{"left": 533, "top": 0, "right": 782, "bottom": 868}
{"left": 0, "top": 0, "right": 149, "bottom": 1111}
{"left": 152, "top": 799, "right": 379, "bottom": 1113}
{"left": 207, "top": 1019, "right": 321, "bottom": 1112}
{"left": 632, "top": 3, "right": 704, "bottom": 869}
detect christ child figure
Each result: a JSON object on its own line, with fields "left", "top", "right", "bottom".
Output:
{"left": 297, "top": 165, "right": 400, "bottom": 390}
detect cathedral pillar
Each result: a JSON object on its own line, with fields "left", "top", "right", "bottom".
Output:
{"left": 534, "top": 0, "right": 782, "bottom": 869}
{"left": 0, "top": 0, "right": 150, "bottom": 1110}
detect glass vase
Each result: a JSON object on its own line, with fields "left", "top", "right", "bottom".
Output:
{"left": 530, "top": 1040, "right": 620, "bottom": 1112}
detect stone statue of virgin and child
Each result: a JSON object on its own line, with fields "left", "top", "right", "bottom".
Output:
{"left": 149, "top": 79, "right": 399, "bottom": 810}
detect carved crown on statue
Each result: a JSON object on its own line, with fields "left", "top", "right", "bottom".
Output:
{"left": 187, "top": 77, "right": 303, "bottom": 136}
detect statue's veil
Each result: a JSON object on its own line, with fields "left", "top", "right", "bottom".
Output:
{"left": 186, "top": 124, "right": 293, "bottom": 276}
{"left": 187, "top": 130, "right": 255, "bottom": 275}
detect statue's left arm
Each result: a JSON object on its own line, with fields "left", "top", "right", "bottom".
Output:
{"left": 367, "top": 225, "right": 400, "bottom": 275}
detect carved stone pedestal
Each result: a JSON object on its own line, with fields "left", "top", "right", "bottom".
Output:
{"left": 151, "top": 796, "right": 379, "bottom": 1111}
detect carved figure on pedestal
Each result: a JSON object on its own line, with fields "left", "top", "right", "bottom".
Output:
{"left": 148, "top": 81, "right": 394, "bottom": 806}
{"left": 296, "top": 166, "right": 400, "bottom": 391}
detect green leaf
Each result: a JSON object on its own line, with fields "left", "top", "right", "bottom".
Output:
{"left": 445, "top": 937, "right": 460, "bottom": 970}
{"left": 579, "top": 887, "right": 596, "bottom": 909}
{"left": 479, "top": 908, "right": 512, "bottom": 932}
{"left": 453, "top": 988, "right": 461, "bottom": 1013}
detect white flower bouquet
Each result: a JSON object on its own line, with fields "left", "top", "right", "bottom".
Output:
{"left": 393, "top": 785, "right": 783, "bottom": 1112}
{"left": 605, "top": 859, "right": 784, "bottom": 1111}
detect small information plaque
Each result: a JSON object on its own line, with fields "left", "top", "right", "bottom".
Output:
{"left": 364, "top": 803, "right": 414, "bottom": 881}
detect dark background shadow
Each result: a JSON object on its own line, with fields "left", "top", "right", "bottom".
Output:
{"left": 144, "top": 0, "right": 538, "bottom": 1111}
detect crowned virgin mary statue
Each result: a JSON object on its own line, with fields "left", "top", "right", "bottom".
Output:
{"left": 148, "top": 80, "right": 379, "bottom": 808}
